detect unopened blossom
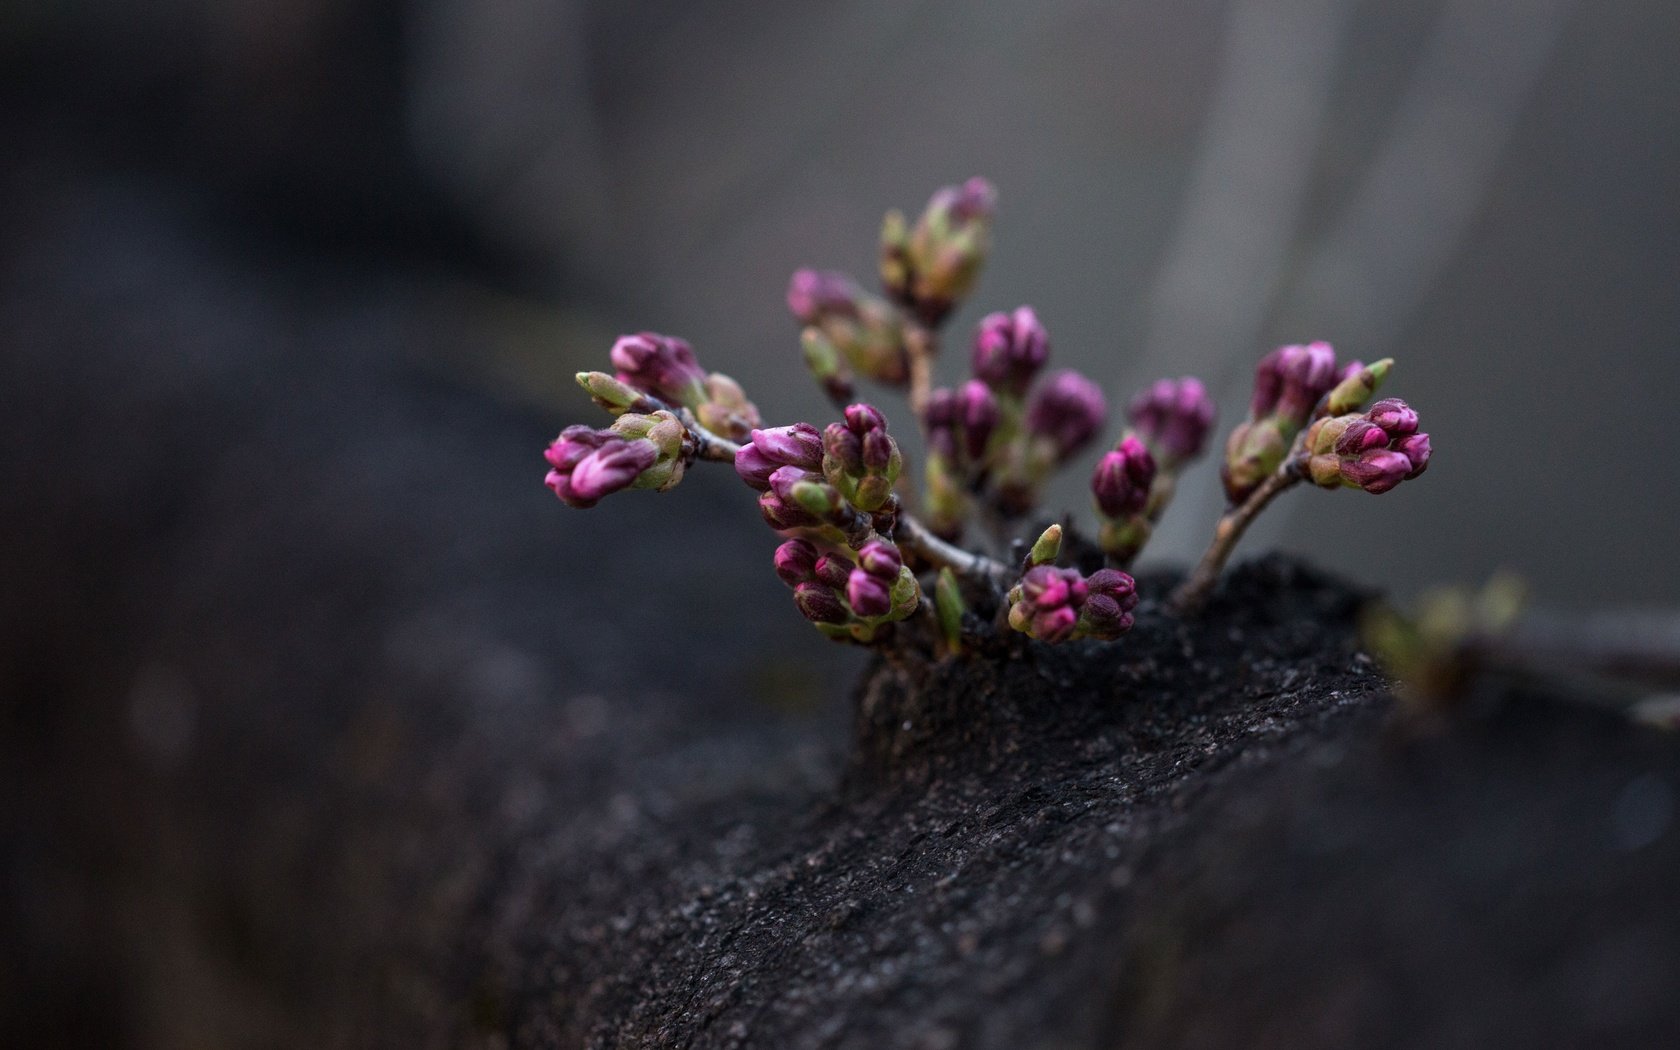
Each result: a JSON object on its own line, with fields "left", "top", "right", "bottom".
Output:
{"left": 1304, "top": 398, "right": 1432, "bottom": 494}
{"left": 822, "top": 403, "right": 903, "bottom": 513}
{"left": 1127, "top": 377, "right": 1216, "bottom": 469}
{"left": 1224, "top": 341, "right": 1344, "bottom": 503}
{"left": 972, "top": 306, "right": 1050, "bottom": 395}
{"left": 611, "top": 332, "right": 708, "bottom": 407}
{"left": 880, "top": 176, "right": 997, "bottom": 324}
{"left": 786, "top": 268, "right": 908, "bottom": 387}
{"left": 1026, "top": 370, "right": 1107, "bottom": 461}
{"left": 736, "top": 423, "right": 825, "bottom": 491}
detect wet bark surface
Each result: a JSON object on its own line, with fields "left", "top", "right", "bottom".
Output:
{"left": 5, "top": 183, "right": 1680, "bottom": 1049}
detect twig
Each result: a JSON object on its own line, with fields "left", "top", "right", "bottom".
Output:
{"left": 896, "top": 512, "right": 1011, "bottom": 591}
{"left": 904, "top": 321, "right": 937, "bottom": 422}
{"left": 1170, "top": 460, "right": 1303, "bottom": 612}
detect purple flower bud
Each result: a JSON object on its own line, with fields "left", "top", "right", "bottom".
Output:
{"left": 1031, "top": 605, "right": 1080, "bottom": 644}
{"left": 1026, "top": 370, "right": 1108, "bottom": 460}
{"left": 544, "top": 425, "right": 611, "bottom": 472}
{"left": 882, "top": 177, "right": 997, "bottom": 324}
{"left": 1341, "top": 449, "right": 1414, "bottom": 494}
{"left": 1333, "top": 419, "right": 1390, "bottom": 456}
{"left": 775, "top": 540, "right": 820, "bottom": 587}
{"left": 752, "top": 423, "right": 824, "bottom": 470}
{"left": 972, "top": 306, "right": 1050, "bottom": 394}
{"left": 1022, "top": 565, "right": 1088, "bottom": 611}
{"left": 844, "top": 402, "right": 888, "bottom": 434}
{"left": 862, "top": 429, "right": 894, "bottom": 471}
{"left": 846, "top": 573, "right": 894, "bottom": 618}
{"left": 1127, "top": 377, "right": 1216, "bottom": 467}
{"left": 734, "top": 444, "right": 780, "bottom": 491}
{"left": 1081, "top": 568, "right": 1139, "bottom": 638}
{"left": 1091, "top": 436, "right": 1157, "bottom": 519}
{"left": 1367, "top": 397, "right": 1419, "bottom": 437}
{"left": 855, "top": 540, "right": 903, "bottom": 579}
{"left": 786, "top": 269, "right": 860, "bottom": 325}
{"left": 822, "top": 422, "right": 864, "bottom": 476}
{"left": 1274, "top": 341, "right": 1339, "bottom": 422}
{"left": 793, "top": 582, "right": 849, "bottom": 624}
{"left": 814, "top": 552, "right": 854, "bottom": 590}
{"left": 924, "top": 387, "right": 958, "bottom": 429}
{"left": 957, "top": 380, "right": 999, "bottom": 462}
{"left": 758, "top": 489, "right": 820, "bottom": 531}
{"left": 571, "top": 440, "right": 658, "bottom": 496}
{"left": 1395, "top": 432, "right": 1432, "bottom": 478}
{"left": 610, "top": 332, "right": 708, "bottom": 407}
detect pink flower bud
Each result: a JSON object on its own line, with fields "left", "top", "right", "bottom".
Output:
{"left": 774, "top": 540, "right": 819, "bottom": 587}
{"left": 564, "top": 438, "right": 658, "bottom": 505}
{"left": 1341, "top": 449, "right": 1413, "bottom": 494}
{"left": 972, "top": 306, "right": 1050, "bottom": 394}
{"left": 1026, "top": 371, "right": 1107, "bottom": 460}
{"left": 1126, "top": 377, "right": 1216, "bottom": 467}
{"left": 957, "top": 380, "right": 999, "bottom": 462}
{"left": 1091, "top": 436, "right": 1157, "bottom": 519}
{"left": 793, "top": 582, "right": 848, "bottom": 624}
{"left": 610, "top": 332, "right": 708, "bottom": 407}
{"left": 786, "top": 269, "right": 861, "bottom": 325}
{"left": 814, "top": 552, "right": 854, "bottom": 590}
{"left": 751, "top": 423, "right": 824, "bottom": 470}
{"left": 846, "top": 572, "right": 893, "bottom": 618}
{"left": 1367, "top": 397, "right": 1419, "bottom": 437}
{"left": 855, "top": 540, "right": 903, "bottom": 578}
{"left": 1395, "top": 432, "right": 1431, "bottom": 478}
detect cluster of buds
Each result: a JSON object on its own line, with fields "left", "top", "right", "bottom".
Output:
{"left": 880, "top": 177, "right": 997, "bottom": 326}
{"left": 544, "top": 409, "right": 693, "bottom": 508}
{"left": 821, "top": 403, "right": 903, "bottom": 514}
{"left": 928, "top": 308, "right": 1108, "bottom": 527}
{"left": 579, "top": 332, "right": 762, "bottom": 442}
{"left": 1304, "top": 398, "right": 1432, "bottom": 494}
{"left": 1004, "top": 527, "right": 1138, "bottom": 643}
{"left": 544, "top": 179, "right": 1438, "bottom": 654}
{"left": 1222, "top": 342, "right": 1341, "bottom": 503}
{"left": 787, "top": 269, "right": 907, "bottom": 401}
{"left": 1090, "top": 377, "right": 1217, "bottom": 565}
{"left": 773, "top": 537, "right": 919, "bottom": 643}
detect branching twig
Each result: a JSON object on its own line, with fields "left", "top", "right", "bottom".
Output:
{"left": 904, "top": 321, "right": 937, "bottom": 423}
{"left": 896, "top": 512, "right": 1012, "bottom": 591}
{"left": 1170, "top": 458, "right": 1303, "bottom": 612}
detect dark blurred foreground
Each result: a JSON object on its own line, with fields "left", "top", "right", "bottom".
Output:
{"left": 4, "top": 1, "right": 1680, "bottom": 1046}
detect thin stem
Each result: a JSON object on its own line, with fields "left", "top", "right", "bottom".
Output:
{"left": 1170, "top": 461, "right": 1302, "bottom": 613}
{"left": 896, "top": 512, "right": 1011, "bottom": 591}
{"left": 904, "top": 321, "right": 937, "bottom": 423}
{"left": 677, "top": 410, "right": 743, "bottom": 461}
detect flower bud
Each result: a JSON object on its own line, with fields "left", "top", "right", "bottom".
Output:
{"left": 972, "top": 306, "right": 1049, "bottom": 395}
{"left": 1324, "top": 358, "right": 1392, "bottom": 416}
{"left": 1006, "top": 565, "right": 1088, "bottom": 643}
{"left": 880, "top": 176, "right": 997, "bottom": 325}
{"left": 1091, "top": 436, "right": 1157, "bottom": 519}
{"left": 1367, "top": 397, "right": 1419, "bottom": 436}
{"left": 855, "top": 539, "right": 902, "bottom": 578}
{"left": 1026, "top": 370, "right": 1107, "bottom": 461}
{"left": 1027, "top": 524, "right": 1062, "bottom": 568}
{"left": 576, "top": 371, "right": 655, "bottom": 416}
{"left": 787, "top": 269, "right": 908, "bottom": 385}
{"left": 846, "top": 573, "right": 894, "bottom": 618}
{"left": 774, "top": 539, "right": 819, "bottom": 586}
{"left": 793, "top": 582, "right": 848, "bottom": 624}
{"left": 814, "top": 551, "right": 855, "bottom": 590}
{"left": 694, "top": 373, "right": 761, "bottom": 442}
{"left": 1305, "top": 399, "right": 1433, "bottom": 493}
{"left": 1079, "top": 569, "right": 1138, "bottom": 640}
{"left": 1126, "top": 377, "right": 1216, "bottom": 468}
{"left": 611, "top": 332, "right": 708, "bottom": 407}
{"left": 560, "top": 438, "right": 659, "bottom": 507}
{"left": 800, "top": 328, "right": 856, "bottom": 404}
{"left": 821, "top": 403, "right": 903, "bottom": 513}
{"left": 957, "top": 380, "right": 999, "bottom": 463}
